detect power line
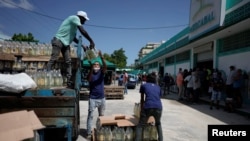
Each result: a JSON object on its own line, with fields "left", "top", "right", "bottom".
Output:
{"left": 1, "top": 0, "right": 188, "bottom": 30}
{"left": 2, "top": 0, "right": 63, "bottom": 21}
{"left": 87, "top": 24, "right": 188, "bottom": 30}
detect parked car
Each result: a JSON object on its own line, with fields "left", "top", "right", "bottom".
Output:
{"left": 118, "top": 74, "right": 137, "bottom": 89}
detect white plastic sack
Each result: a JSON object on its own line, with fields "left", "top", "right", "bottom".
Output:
{"left": 0, "top": 73, "right": 37, "bottom": 93}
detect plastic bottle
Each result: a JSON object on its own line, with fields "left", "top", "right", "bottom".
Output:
{"left": 70, "top": 46, "right": 76, "bottom": 57}
{"left": 116, "top": 127, "right": 125, "bottom": 141}
{"left": 112, "top": 126, "right": 118, "bottom": 141}
{"left": 11, "top": 45, "right": 17, "bottom": 54}
{"left": 21, "top": 45, "right": 28, "bottom": 55}
{"left": 49, "top": 70, "right": 55, "bottom": 87}
{"left": 4, "top": 43, "right": 10, "bottom": 53}
{"left": 150, "top": 125, "right": 158, "bottom": 140}
{"left": 97, "top": 127, "right": 105, "bottom": 141}
{"left": 45, "top": 70, "right": 50, "bottom": 88}
{"left": 125, "top": 127, "right": 134, "bottom": 141}
{"left": 115, "top": 127, "right": 121, "bottom": 141}
{"left": 38, "top": 62, "right": 44, "bottom": 70}
{"left": 143, "top": 125, "right": 150, "bottom": 141}
{"left": 104, "top": 126, "right": 112, "bottom": 141}
{"left": 40, "top": 45, "right": 45, "bottom": 55}
{"left": 85, "top": 47, "right": 99, "bottom": 60}
{"left": 58, "top": 69, "right": 63, "bottom": 86}
{"left": 54, "top": 70, "right": 60, "bottom": 86}
{"left": 16, "top": 58, "right": 22, "bottom": 69}
{"left": 40, "top": 70, "right": 46, "bottom": 88}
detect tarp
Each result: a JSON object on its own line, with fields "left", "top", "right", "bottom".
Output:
{"left": 129, "top": 69, "right": 142, "bottom": 75}
{"left": 82, "top": 57, "right": 116, "bottom": 69}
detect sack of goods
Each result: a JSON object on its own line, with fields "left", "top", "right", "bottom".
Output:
{"left": 0, "top": 73, "right": 37, "bottom": 93}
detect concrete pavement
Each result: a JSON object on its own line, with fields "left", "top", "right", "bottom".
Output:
{"left": 77, "top": 84, "right": 250, "bottom": 141}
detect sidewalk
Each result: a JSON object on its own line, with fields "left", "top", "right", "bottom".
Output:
{"left": 162, "top": 87, "right": 250, "bottom": 118}
{"left": 199, "top": 95, "right": 250, "bottom": 117}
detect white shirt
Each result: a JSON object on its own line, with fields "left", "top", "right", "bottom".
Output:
{"left": 226, "top": 69, "right": 236, "bottom": 85}
{"left": 184, "top": 75, "right": 193, "bottom": 88}
{"left": 193, "top": 74, "right": 201, "bottom": 90}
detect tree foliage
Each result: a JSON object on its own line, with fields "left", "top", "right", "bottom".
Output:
{"left": 110, "top": 48, "right": 127, "bottom": 68}
{"left": 101, "top": 48, "right": 127, "bottom": 68}
{"left": 11, "top": 32, "right": 39, "bottom": 42}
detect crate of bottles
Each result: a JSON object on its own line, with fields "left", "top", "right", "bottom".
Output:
{"left": 93, "top": 124, "right": 158, "bottom": 141}
{"left": 92, "top": 114, "right": 158, "bottom": 141}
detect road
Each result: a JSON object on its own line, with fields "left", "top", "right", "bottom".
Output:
{"left": 77, "top": 84, "right": 250, "bottom": 141}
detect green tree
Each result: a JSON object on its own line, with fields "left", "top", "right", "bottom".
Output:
{"left": 83, "top": 48, "right": 127, "bottom": 68}
{"left": 110, "top": 48, "right": 127, "bottom": 68}
{"left": 103, "top": 53, "right": 112, "bottom": 61}
{"left": 11, "top": 32, "right": 39, "bottom": 42}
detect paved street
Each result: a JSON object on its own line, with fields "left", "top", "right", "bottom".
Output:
{"left": 77, "top": 84, "right": 250, "bottom": 141}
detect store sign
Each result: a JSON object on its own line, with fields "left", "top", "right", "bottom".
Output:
{"left": 189, "top": 0, "right": 226, "bottom": 40}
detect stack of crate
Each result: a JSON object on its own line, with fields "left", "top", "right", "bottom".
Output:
{"left": 104, "top": 86, "right": 124, "bottom": 99}
{"left": 0, "top": 40, "right": 79, "bottom": 89}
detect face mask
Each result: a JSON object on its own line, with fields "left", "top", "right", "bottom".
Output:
{"left": 93, "top": 67, "right": 100, "bottom": 72}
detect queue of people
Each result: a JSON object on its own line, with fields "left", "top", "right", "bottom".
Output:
{"left": 160, "top": 66, "right": 247, "bottom": 113}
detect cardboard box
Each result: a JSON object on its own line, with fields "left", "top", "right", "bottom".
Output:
{"left": 96, "top": 114, "right": 155, "bottom": 127}
{"left": 0, "top": 110, "right": 45, "bottom": 141}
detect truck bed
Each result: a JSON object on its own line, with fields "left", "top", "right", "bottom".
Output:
{"left": 0, "top": 87, "right": 80, "bottom": 141}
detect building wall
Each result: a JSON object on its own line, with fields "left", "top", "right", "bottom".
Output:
{"left": 218, "top": 52, "right": 250, "bottom": 75}
{"left": 139, "top": 0, "right": 250, "bottom": 103}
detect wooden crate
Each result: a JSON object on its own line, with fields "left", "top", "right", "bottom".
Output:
{"left": 104, "top": 86, "right": 124, "bottom": 99}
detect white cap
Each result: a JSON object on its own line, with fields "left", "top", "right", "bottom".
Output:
{"left": 77, "top": 11, "right": 89, "bottom": 20}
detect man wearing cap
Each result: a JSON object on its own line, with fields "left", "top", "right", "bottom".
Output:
{"left": 86, "top": 50, "right": 107, "bottom": 139}
{"left": 47, "top": 11, "right": 95, "bottom": 88}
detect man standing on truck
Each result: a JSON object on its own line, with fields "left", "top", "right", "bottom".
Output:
{"left": 47, "top": 11, "right": 95, "bottom": 88}
{"left": 86, "top": 50, "right": 107, "bottom": 139}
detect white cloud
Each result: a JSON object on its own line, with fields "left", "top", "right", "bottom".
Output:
{"left": 0, "top": 0, "right": 34, "bottom": 10}
{"left": 0, "top": 30, "right": 11, "bottom": 41}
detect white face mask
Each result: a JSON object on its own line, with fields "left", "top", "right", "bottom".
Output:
{"left": 93, "top": 67, "right": 100, "bottom": 72}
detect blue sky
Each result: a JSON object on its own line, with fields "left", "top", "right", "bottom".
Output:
{"left": 0, "top": 0, "right": 191, "bottom": 65}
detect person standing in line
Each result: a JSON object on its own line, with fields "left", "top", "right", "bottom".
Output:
{"left": 86, "top": 50, "right": 107, "bottom": 138}
{"left": 163, "top": 73, "right": 171, "bottom": 95}
{"left": 184, "top": 71, "right": 194, "bottom": 102}
{"left": 176, "top": 68, "right": 184, "bottom": 101}
{"left": 193, "top": 69, "right": 201, "bottom": 103}
{"left": 47, "top": 11, "right": 95, "bottom": 88}
{"left": 182, "top": 69, "right": 189, "bottom": 98}
{"left": 225, "top": 66, "right": 237, "bottom": 102}
{"left": 233, "top": 69, "right": 244, "bottom": 108}
{"left": 210, "top": 72, "right": 224, "bottom": 110}
{"left": 123, "top": 70, "right": 128, "bottom": 94}
{"left": 135, "top": 72, "right": 163, "bottom": 141}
